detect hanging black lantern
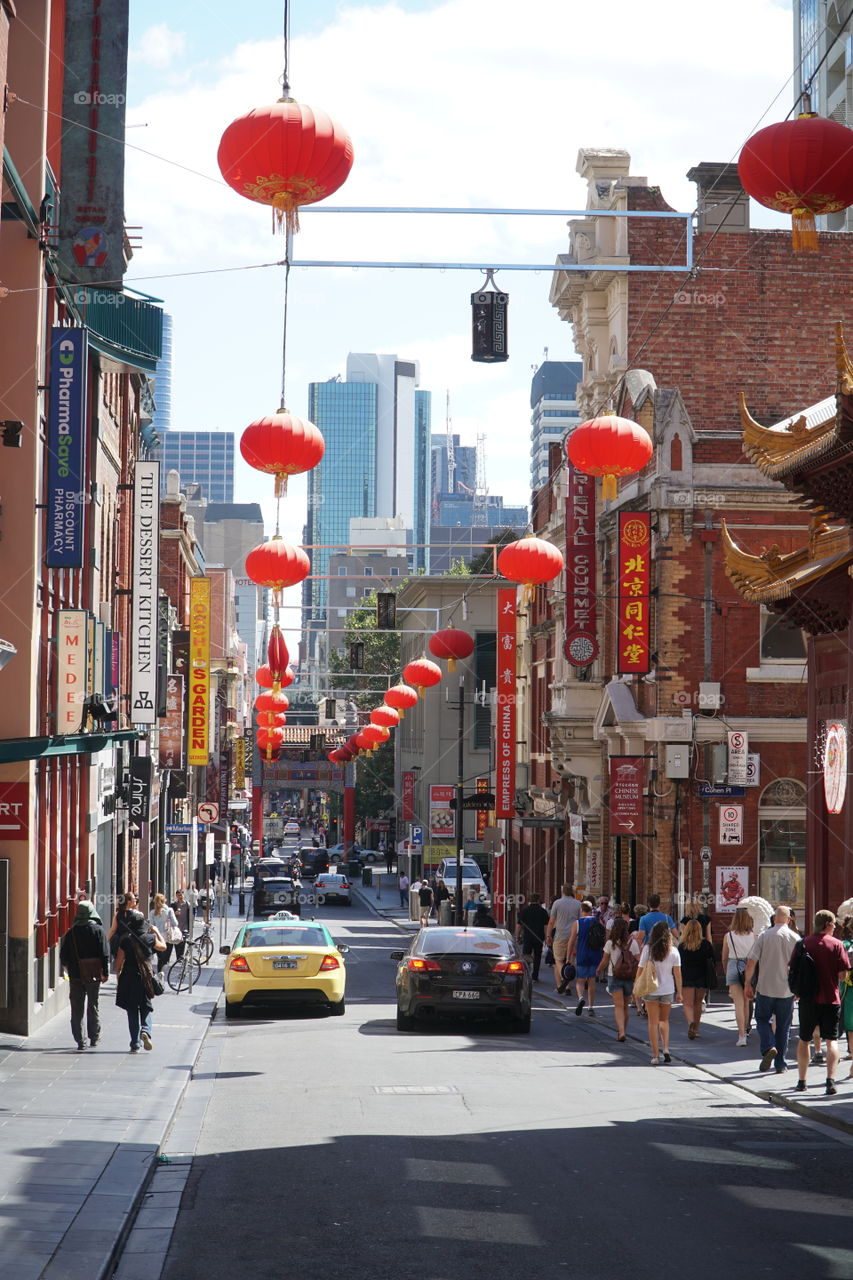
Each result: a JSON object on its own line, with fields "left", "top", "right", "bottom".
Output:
{"left": 471, "top": 274, "right": 508, "bottom": 363}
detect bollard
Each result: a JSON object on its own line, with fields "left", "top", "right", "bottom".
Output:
{"left": 376, "top": 872, "right": 382, "bottom": 900}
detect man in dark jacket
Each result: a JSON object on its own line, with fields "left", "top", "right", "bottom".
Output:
{"left": 59, "top": 900, "right": 109, "bottom": 1051}
{"left": 516, "top": 894, "right": 550, "bottom": 981}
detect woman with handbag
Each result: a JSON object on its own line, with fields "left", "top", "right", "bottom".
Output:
{"left": 597, "top": 918, "right": 640, "bottom": 1042}
{"left": 722, "top": 907, "right": 755, "bottom": 1047}
{"left": 636, "top": 921, "right": 682, "bottom": 1064}
{"left": 148, "top": 893, "right": 182, "bottom": 971}
{"left": 678, "top": 919, "right": 716, "bottom": 1039}
{"left": 114, "top": 910, "right": 166, "bottom": 1053}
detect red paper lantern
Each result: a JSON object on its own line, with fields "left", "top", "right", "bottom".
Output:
{"left": 256, "top": 726, "right": 285, "bottom": 761}
{"left": 361, "top": 724, "right": 390, "bottom": 748}
{"left": 245, "top": 537, "right": 310, "bottom": 606}
{"left": 370, "top": 704, "right": 400, "bottom": 729}
{"left": 738, "top": 113, "right": 853, "bottom": 251}
{"left": 429, "top": 627, "right": 475, "bottom": 673}
{"left": 255, "top": 691, "right": 289, "bottom": 715}
{"left": 240, "top": 411, "right": 325, "bottom": 498}
{"left": 256, "top": 664, "right": 274, "bottom": 689}
{"left": 267, "top": 625, "right": 290, "bottom": 682}
{"left": 328, "top": 749, "right": 342, "bottom": 763}
{"left": 402, "top": 657, "right": 443, "bottom": 697}
{"left": 346, "top": 735, "right": 361, "bottom": 755}
{"left": 385, "top": 683, "right": 419, "bottom": 719}
{"left": 355, "top": 730, "right": 373, "bottom": 751}
{"left": 566, "top": 415, "right": 653, "bottom": 501}
{"left": 280, "top": 666, "right": 295, "bottom": 689}
{"left": 497, "top": 536, "right": 564, "bottom": 602}
{"left": 255, "top": 711, "right": 286, "bottom": 729}
{"left": 217, "top": 100, "right": 354, "bottom": 234}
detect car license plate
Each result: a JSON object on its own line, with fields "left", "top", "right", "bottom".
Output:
{"left": 452, "top": 989, "right": 479, "bottom": 1000}
{"left": 273, "top": 959, "right": 298, "bottom": 970}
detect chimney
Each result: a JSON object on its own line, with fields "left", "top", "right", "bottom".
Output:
{"left": 687, "top": 162, "right": 750, "bottom": 233}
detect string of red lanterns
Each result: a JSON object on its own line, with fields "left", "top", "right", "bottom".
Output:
{"left": 496, "top": 535, "right": 564, "bottom": 602}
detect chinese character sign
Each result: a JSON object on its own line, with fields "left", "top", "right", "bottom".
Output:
{"left": 401, "top": 771, "right": 415, "bottom": 822}
{"left": 564, "top": 465, "right": 599, "bottom": 667}
{"left": 496, "top": 588, "right": 517, "bottom": 819}
{"left": 476, "top": 777, "right": 491, "bottom": 840}
{"left": 617, "top": 512, "right": 651, "bottom": 674}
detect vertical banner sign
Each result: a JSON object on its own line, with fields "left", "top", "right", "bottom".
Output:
{"left": 46, "top": 328, "right": 88, "bottom": 567}
{"left": 159, "top": 674, "right": 185, "bottom": 770}
{"left": 219, "top": 747, "right": 230, "bottom": 814}
{"left": 727, "top": 730, "right": 749, "bottom": 785}
{"left": 234, "top": 738, "right": 246, "bottom": 790}
{"left": 429, "top": 785, "right": 455, "bottom": 839}
{"left": 496, "top": 588, "right": 517, "bottom": 819}
{"left": 609, "top": 756, "right": 645, "bottom": 836}
{"left": 110, "top": 632, "right": 121, "bottom": 699}
{"left": 476, "top": 777, "right": 490, "bottom": 840}
{"left": 130, "top": 460, "right": 160, "bottom": 724}
{"left": 188, "top": 578, "right": 211, "bottom": 767}
{"left": 58, "top": 0, "right": 129, "bottom": 286}
{"left": 56, "top": 611, "right": 88, "bottom": 733}
{"left": 564, "top": 465, "right": 599, "bottom": 666}
{"left": 128, "top": 757, "right": 153, "bottom": 826}
{"left": 617, "top": 512, "right": 651, "bottom": 674}
{"left": 401, "top": 771, "right": 415, "bottom": 821}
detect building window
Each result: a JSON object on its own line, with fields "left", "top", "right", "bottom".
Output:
{"left": 363, "top": 566, "right": 373, "bottom": 576}
{"left": 337, "top": 567, "right": 347, "bottom": 576}
{"left": 337, "top": 608, "right": 347, "bottom": 619}
{"left": 760, "top": 609, "right": 806, "bottom": 662}
{"left": 758, "top": 778, "right": 806, "bottom": 911}
{"left": 670, "top": 433, "right": 683, "bottom": 471}
{"left": 346, "top": 587, "right": 356, "bottom": 598}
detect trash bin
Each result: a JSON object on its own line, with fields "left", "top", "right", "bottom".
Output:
{"left": 362, "top": 867, "right": 373, "bottom": 888}
{"left": 439, "top": 900, "right": 453, "bottom": 925}
{"left": 410, "top": 888, "right": 421, "bottom": 922}
{"left": 346, "top": 858, "right": 362, "bottom": 879}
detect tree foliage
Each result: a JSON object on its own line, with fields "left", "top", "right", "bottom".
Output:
{"left": 468, "top": 527, "right": 518, "bottom": 575}
{"left": 328, "top": 592, "right": 402, "bottom": 710}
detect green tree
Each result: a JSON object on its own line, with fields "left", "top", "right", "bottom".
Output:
{"left": 443, "top": 557, "right": 471, "bottom": 576}
{"left": 468, "top": 527, "right": 518, "bottom": 575}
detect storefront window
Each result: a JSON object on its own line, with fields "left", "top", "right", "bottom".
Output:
{"left": 758, "top": 779, "right": 806, "bottom": 912}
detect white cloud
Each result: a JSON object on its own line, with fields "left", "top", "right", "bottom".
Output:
{"left": 131, "top": 23, "right": 187, "bottom": 69}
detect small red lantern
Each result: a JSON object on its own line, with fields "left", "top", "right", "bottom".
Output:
{"left": 256, "top": 725, "right": 285, "bottom": 761}
{"left": 361, "top": 724, "right": 390, "bottom": 749}
{"left": 346, "top": 735, "right": 361, "bottom": 755}
{"left": 240, "top": 411, "right": 325, "bottom": 498}
{"left": 217, "top": 100, "right": 354, "bottom": 234}
{"left": 267, "top": 625, "right": 290, "bottom": 679}
{"left": 497, "top": 536, "right": 564, "bottom": 602}
{"left": 355, "top": 730, "right": 373, "bottom": 751}
{"left": 280, "top": 666, "right": 295, "bottom": 689}
{"left": 328, "top": 749, "right": 342, "bottom": 763}
{"left": 738, "top": 112, "right": 853, "bottom": 252}
{"left": 245, "top": 537, "right": 310, "bottom": 606}
{"left": 370, "top": 704, "right": 400, "bottom": 729}
{"left": 385, "top": 683, "right": 419, "bottom": 719}
{"left": 256, "top": 664, "right": 274, "bottom": 689}
{"left": 255, "top": 691, "right": 289, "bottom": 715}
{"left": 429, "top": 627, "right": 475, "bottom": 673}
{"left": 256, "top": 711, "right": 286, "bottom": 729}
{"left": 402, "top": 657, "right": 443, "bottom": 698}
{"left": 335, "top": 746, "right": 353, "bottom": 763}
{"left": 566, "top": 415, "right": 653, "bottom": 501}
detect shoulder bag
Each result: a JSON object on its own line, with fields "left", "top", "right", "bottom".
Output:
{"left": 72, "top": 927, "right": 104, "bottom": 984}
{"left": 633, "top": 958, "right": 659, "bottom": 999}
{"left": 165, "top": 910, "right": 183, "bottom": 945}
{"left": 729, "top": 932, "right": 748, "bottom": 986}
{"left": 124, "top": 929, "right": 164, "bottom": 998}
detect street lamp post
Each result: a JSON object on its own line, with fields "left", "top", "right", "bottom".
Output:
{"left": 454, "top": 675, "right": 465, "bottom": 924}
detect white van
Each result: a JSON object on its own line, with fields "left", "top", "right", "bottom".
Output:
{"left": 435, "top": 858, "right": 489, "bottom": 905}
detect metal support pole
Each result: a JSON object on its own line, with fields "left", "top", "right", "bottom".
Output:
{"left": 455, "top": 676, "right": 465, "bottom": 924}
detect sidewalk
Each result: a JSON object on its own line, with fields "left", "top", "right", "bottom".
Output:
{"left": 0, "top": 912, "right": 240, "bottom": 1280}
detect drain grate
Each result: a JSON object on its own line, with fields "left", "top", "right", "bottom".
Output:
{"left": 374, "top": 1085, "right": 459, "bottom": 1095}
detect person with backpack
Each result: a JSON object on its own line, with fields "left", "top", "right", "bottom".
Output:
{"left": 596, "top": 917, "right": 640, "bottom": 1041}
{"left": 678, "top": 918, "right": 716, "bottom": 1039}
{"left": 744, "top": 904, "right": 799, "bottom": 1076}
{"left": 791, "top": 909, "right": 851, "bottom": 1096}
{"left": 567, "top": 900, "right": 606, "bottom": 1016}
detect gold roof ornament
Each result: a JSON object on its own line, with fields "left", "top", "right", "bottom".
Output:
{"left": 739, "top": 392, "right": 837, "bottom": 477}
{"left": 836, "top": 321, "right": 853, "bottom": 397}
{"left": 721, "top": 520, "right": 853, "bottom": 603}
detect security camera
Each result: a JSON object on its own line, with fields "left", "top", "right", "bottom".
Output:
{"left": 0, "top": 638, "right": 16, "bottom": 671}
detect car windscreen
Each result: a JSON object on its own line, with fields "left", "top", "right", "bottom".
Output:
{"left": 259, "top": 879, "right": 295, "bottom": 891}
{"left": 242, "top": 927, "right": 327, "bottom": 948}
{"left": 418, "top": 929, "right": 513, "bottom": 956}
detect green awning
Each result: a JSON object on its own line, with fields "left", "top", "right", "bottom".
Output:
{"left": 0, "top": 729, "right": 144, "bottom": 764}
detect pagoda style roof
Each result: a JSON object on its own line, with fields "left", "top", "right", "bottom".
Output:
{"left": 722, "top": 520, "right": 853, "bottom": 634}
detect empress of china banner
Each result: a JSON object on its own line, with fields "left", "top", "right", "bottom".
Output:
{"left": 496, "top": 588, "right": 517, "bottom": 819}
{"left": 616, "top": 512, "right": 651, "bottom": 674}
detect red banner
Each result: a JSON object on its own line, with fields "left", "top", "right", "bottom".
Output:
{"left": 496, "top": 588, "right": 517, "bottom": 819}
{"left": 475, "top": 776, "right": 490, "bottom": 840}
{"left": 617, "top": 512, "right": 651, "bottom": 674}
{"left": 610, "top": 756, "right": 645, "bottom": 835}
{"left": 159, "top": 674, "right": 185, "bottom": 770}
{"left": 564, "top": 465, "right": 598, "bottom": 666}
{"left": 401, "top": 770, "right": 415, "bottom": 821}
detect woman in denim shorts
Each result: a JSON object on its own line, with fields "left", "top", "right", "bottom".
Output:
{"left": 597, "top": 918, "right": 641, "bottom": 1042}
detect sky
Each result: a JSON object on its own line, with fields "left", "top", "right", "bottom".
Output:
{"left": 123, "top": 0, "right": 795, "bottom": 638}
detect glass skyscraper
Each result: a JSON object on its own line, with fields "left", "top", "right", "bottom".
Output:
{"left": 159, "top": 430, "right": 235, "bottom": 502}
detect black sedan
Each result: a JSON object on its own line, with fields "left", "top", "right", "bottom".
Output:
{"left": 252, "top": 876, "right": 303, "bottom": 918}
{"left": 391, "top": 926, "right": 532, "bottom": 1033}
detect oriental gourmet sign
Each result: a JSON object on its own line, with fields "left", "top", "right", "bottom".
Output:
{"left": 188, "top": 577, "right": 211, "bottom": 767}
{"left": 609, "top": 756, "right": 644, "bottom": 834}
{"left": 616, "top": 512, "right": 651, "bottom": 674}
{"left": 46, "top": 328, "right": 88, "bottom": 568}
{"left": 564, "top": 464, "right": 598, "bottom": 666}
{"left": 496, "top": 588, "right": 517, "bottom": 819}
{"left": 130, "top": 461, "right": 160, "bottom": 724}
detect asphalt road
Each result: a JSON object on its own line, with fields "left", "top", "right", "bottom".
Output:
{"left": 159, "top": 896, "right": 853, "bottom": 1280}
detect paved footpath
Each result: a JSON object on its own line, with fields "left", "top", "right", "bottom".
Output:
{"left": 0, "top": 912, "right": 241, "bottom": 1280}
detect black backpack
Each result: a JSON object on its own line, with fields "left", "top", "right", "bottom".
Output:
{"left": 586, "top": 918, "right": 607, "bottom": 952}
{"left": 788, "top": 940, "right": 818, "bottom": 999}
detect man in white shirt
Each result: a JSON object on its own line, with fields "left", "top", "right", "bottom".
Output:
{"left": 744, "top": 904, "right": 799, "bottom": 1075}
{"left": 546, "top": 885, "right": 581, "bottom": 992}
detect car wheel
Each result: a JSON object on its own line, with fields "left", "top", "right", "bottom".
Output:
{"left": 396, "top": 1007, "right": 416, "bottom": 1031}
{"left": 224, "top": 1000, "right": 241, "bottom": 1020}
{"left": 514, "top": 1011, "right": 532, "bottom": 1034}
{"left": 329, "top": 997, "right": 346, "bottom": 1017}
{"left": 365, "top": 853, "right": 376, "bottom": 864}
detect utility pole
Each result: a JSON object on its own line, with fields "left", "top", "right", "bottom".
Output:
{"left": 453, "top": 675, "right": 466, "bottom": 923}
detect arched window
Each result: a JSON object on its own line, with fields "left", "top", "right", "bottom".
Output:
{"left": 758, "top": 778, "right": 806, "bottom": 911}
{"left": 670, "top": 433, "right": 683, "bottom": 472}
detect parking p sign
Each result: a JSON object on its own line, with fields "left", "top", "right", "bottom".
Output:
{"left": 719, "top": 804, "right": 743, "bottom": 845}
{"left": 411, "top": 825, "right": 424, "bottom": 846}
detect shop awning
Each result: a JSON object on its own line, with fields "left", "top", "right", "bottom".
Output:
{"left": 0, "top": 729, "right": 144, "bottom": 764}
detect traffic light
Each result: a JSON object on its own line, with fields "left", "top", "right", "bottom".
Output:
{"left": 324, "top": 698, "right": 336, "bottom": 720}
{"left": 471, "top": 288, "right": 509, "bottom": 363}
{"left": 377, "top": 592, "right": 396, "bottom": 630}
{"left": 350, "top": 641, "right": 364, "bottom": 670}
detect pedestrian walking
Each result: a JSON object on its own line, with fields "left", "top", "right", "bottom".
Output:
{"left": 384, "top": 841, "right": 394, "bottom": 875}
{"left": 744, "top": 905, "right": 799, "bottom": 1076}
{"left": 567, "top": 900, "right": 605, "bottom": 1016}
{"left": 678, "top": 919, "right": 715, "bottom": 1039}
{"left": 637, "top": 921, "right": 682, "bottom": 1064}
{"left": 595, "top": 896, "right": 615, "bottom": 933}
{"left": 722, "top": 907, "right": 756, "bottom": 1046}
{"left": 517, "top": 893, "right": 550, "bottom": 980}
{"left": 473, "top": 903, "right": 496, "bottom": 927}
{"left": 462, "top": 887, "right": 481, "bottom": 922}
{"left": 418, "top": 879, "right": 434, "bottom": 927}
{"left": 114, "top": 910, "right": 166, "bottom": 1053}
{"left": 637, "top": 894, "right": 677, "bottom": 946}
{"left": 545, "top": 884, "right": 581, "bottom": 993}
{"left": 793, "top": 909, "right": 851, "bottom": 1096}
{"left": 398, "top": 871, "right": 409, "bottom": 908}
{"left": 837, "top": 915, "right": 853, "bottom": 1066}
{"left": 107, "top": 890, "right": 138, "bottom": 961}
{"left": 148, "top": 893, "right": 182, "bottom": 971}
{"left": 170, "top": 889, "right": 190, "bottom": 960}
{"left": 681, "top": 898, "right": 713, "bottom": 943}
{"left": 433, "top": 878, "right": 450, "bottom": 922}
{"left": 59, "top": 901, "right": 109, "bottom": 1051}
{"left": 597, "top": 917, "right": 640, "bottom": 1041}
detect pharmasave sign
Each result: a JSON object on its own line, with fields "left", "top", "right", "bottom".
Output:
{"left": 46, "top": 329, "right": 88, "bottom": 568}
{"left": 188, "top": 577, "right": 211, "bottom": 767}
{"left": 130, "top": 461, "right": 160, "bottom": 724}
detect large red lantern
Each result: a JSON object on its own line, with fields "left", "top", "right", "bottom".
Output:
{"left": 429, "top": 627, "right": 475, "bottom": 673}
{"left": 255, "top": 691, "right": 289, "bottom": 715}
{"left": 497, "top": 536, "right": 564, "bottom": 602}
{"left": 738, "top": 112, "right": 853, "bottom": 252}
{"left": 240, "top": 411, "right": 325, "bottom": 498}
{"left": 217, "top": 100, "right": 354, "bottom": 234}
{"left": 256, "top": 726, "right": 285, "bottom": 761}
{"left": 256, "top": 711, "right": 286, "bottom": 729}
{"left": 402, "top": 658, "right": 443, "bottom": 697}
{"left": 566, "top": 415, "right": 653, "bottom": 501}
{"left": 370, "top": 704, "right": 400, "bottom": 729}
{"left": 361, "top": 724, "right": 390, "bottom": 749}
{"left": 280, "top": 666, "right": 295, "bottom": 689}
{"left": 256, "top": 664, "right": 274, "bottom": 689}
{"left": 385, "top": 683, "right": 418, "bottom": 719}
{"left": 354, "top": 730, "right": 373, "bottom": 751}
{"left": 245, "top": 537, "right": 310, "bottom": 606}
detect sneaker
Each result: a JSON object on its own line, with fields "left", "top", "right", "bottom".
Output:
{"left": 587, "top": 1007, "right": 596, "bottom": 1017}
{"left": 130, "top": 1046, "right": 140, "bottom": 1054}
{"left": 141, "top": 1031, "right": 153, "bottom": 1052}
{"left": 75, "top": 1043, "right": 85, "bottom": 1052}
{"left": 826, "top": 1079, "right": 838, "bottom": 1096}
{"left": 662, "top": 1052, "right": 672, "bottom": 1064}
{"left": 575, "top": 998, "right": 585, "bottom": 1017}
{"left": 89, "top": 1038, "right": 99, "bottom": 1047}
{"left": 759, "top": 1047, "right": 777, "bottom": 1073}
{"left": 774, "top": 1064, "right": 788, "bottom": 1074}
{"left": 811, "top": 1050, "right": 826, "bottom": 1066}
{"left": 795, "top": 1079, "right": 807, "bottom": 1092}
{"left": 650, "top": 1057, "right": 660, "bottom": 1065}
{"left": 736, "top": 1036, "right": 748, "bottom": 1047}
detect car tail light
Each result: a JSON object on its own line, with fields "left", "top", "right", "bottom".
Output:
{"left": 406, "top": 956, "right": 442, "bottom": 972}
{"left": 494, "top": 959, "right": 525, "bottom": 974}
{"left": 341, "top": 881, "right": 350, "bottom": 889}
{"left": 229, "top": 955, "right": 251, "bottom": 972}
{"left": 319, "top": 954, "right": 340, "bottom": 971}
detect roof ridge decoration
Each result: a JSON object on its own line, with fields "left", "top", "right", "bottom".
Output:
{"left": 837, "top": 321, "right": 853, "bottom": 396}
{"left": 739, "top": 393, "right": 837, "bottom": 474}
{"left": 721, "top": 518, "right": 853, "bottom": 604}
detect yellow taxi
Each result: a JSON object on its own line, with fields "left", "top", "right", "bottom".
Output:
{"left": 220, "top": 919, "right": 349, "bottom": 1019}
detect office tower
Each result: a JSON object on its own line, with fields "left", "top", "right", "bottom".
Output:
{"left": 198, "top": 502, "right": 266, "bottom": 668}
{"left": 530, "top": 360, "right": 582, "bottom": 491}
{"left": 431, "top": 432, "right": 477, "bottom": 500}
{"left": 159, "top": 430, "right": 235, "bottom": 502}
{"left": 793, "top": 2, "right": 853, "bottom": 229}
{"left": 152, "top": 312, "right": 173, "bottom": 432}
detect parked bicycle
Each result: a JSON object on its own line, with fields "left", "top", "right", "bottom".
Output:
{"left": 194, "top": 920, "right": 215, "bottom": 965}
{"left": 166, "top": 933, "right": 205, "bottom": 993}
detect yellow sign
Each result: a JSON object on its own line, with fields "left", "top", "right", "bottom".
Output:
{"left": 188, "top": 577, "right": 211, "bottom": 767}
{"left": 234, "top": 737, "right": 246, "bottom": 789}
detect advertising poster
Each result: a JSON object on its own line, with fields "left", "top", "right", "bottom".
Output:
{"left": 188, "top": 577, "right": 211, "bottom": 767}
{"left": 401, "top": 771, "right": 415, "bottom": 822}
{"left": 716, "top": 865, "right": 748, "bottom": 913}
{"left": 46, "top": 328, "right": 88, "bottom": 568}
{"left": 429, "top": 784, "right": 455, "bottom": 839}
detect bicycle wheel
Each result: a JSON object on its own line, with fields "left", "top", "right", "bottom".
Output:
{"left": 167, "top": 954, "right": 202, "bottom": 992}
{"left": 196, "top": 933, "right": 214, "bottom": 965}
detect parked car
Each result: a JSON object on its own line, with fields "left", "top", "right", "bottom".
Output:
{"left": 391, "top": 926, "right": 531, "bottom": 1032}
{"left": 252, "top": 876, "right": 303, "bottom": 918}
{"left": 314, "top": 873, "right": 352, "bottom": 906}
{"left": 325, "top": 842, "right": 372, "bottom": 865}
{"left": 435, "top": 858, "right": 490, "bottom": 904}
{"left": 221, "top": 919, "right": 348, "bottom": 1018}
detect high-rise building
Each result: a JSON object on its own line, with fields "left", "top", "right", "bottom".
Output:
{"left": 152, "top": 311, "right": 173, "bottom": 432}
{"left": 793, "top": 3, "right": 853, "bottom": 229}
{"left": 530, "top": 360, "right": 582, "bottom": 491}
{"left": 431, "top": 432, "right": 477, "bottom": 500}
{"left": 158, "top": 430, "right": 235, "bottom": 502}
